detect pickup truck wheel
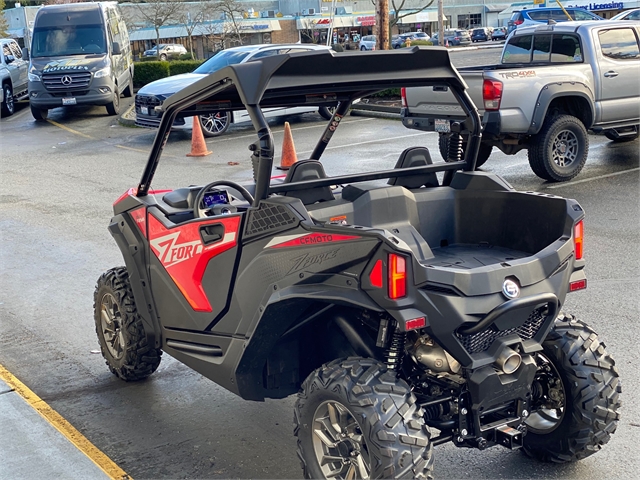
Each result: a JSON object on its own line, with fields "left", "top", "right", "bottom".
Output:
{"left": 604, "top": 127, "right": 639, "bottom": 142}
{"left": 295, "top": 357, "right": 433, "bottom": 479}
{"left": 30, "top": 105, "right": 48, "bottom": 121}
{"left": 438, "top": 134, "right": 492, "bottom": 167}
{"left": 528, "top": 115, "right": 588, "bottom": 182}
{"left": 106, "top": 88, "right": 120, "bottom": 116}
{"left": 1, "top": 83, "right": 15, "bottom": 117}
{"left": 93, "top": 267, "right": 162, "bottom": 381}
{"left": 200, "top": 111, "right": 231, "bottom": 137}
{"left": 522, "top": 314, "right": 621, "bottom": 462}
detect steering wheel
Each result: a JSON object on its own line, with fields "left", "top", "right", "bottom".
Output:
{"left": 193, "top": 180, "right": 254, "bottom": 219}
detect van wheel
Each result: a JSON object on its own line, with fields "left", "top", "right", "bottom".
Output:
{"left": 439, "top": 134, "right": 492, "bottom": 167}
{"left": 528, "top": 115, "right": 588, "bottom": 182}
{"left": 30, "top": 105, "right": 48, "bottom": 121}
{"left": 106, "top": 88, "right": 120, "bottom": 116}
{"left": 1, "top": 83, "right": 15, "bottom": 117}
{"left": 122, "top": 73, "right": 134, "bottom": 98}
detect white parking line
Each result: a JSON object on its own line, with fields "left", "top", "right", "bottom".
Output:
{"left": 2, "top": 107, "right": 31, "bottom": 122}
{"left": 545, "top": 167, "right": 640, "bottom": 189}
{"left": 293, "top": 131, "right": 429, "bottom": 157}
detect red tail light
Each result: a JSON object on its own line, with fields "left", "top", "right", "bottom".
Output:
{"left": 514, "top": 19, "right": 523, "bottom": 25}
{"left": 388, "top": 254, "right": 407, "bottom": 299}
{"left": 401, "top": 87, "right": 407, "bottom": 108}
{"left": 483, "top": 79, "right": 503, "bottom": 110}
{"left": 574, "top": 220, "right": 584, "bottom": 260}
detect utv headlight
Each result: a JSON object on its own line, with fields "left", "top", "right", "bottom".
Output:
{"left": 28, "top": 72, "right": 41, "bottom": 82}
{"left": 94, "top": 66, "right": 111, "bottom": 79}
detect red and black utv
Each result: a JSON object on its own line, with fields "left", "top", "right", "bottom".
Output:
{"left": 94, "top": 48, "right": 620, "bottom": 479}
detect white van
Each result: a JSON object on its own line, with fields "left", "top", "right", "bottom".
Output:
{"left": 28, "top": 2, "right": 133, "bottom": 120}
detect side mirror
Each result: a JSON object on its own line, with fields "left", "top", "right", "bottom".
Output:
{"left": 112, "top": 42, "right": 121, "bottom": 55}
{"left": 21, "top": 47, "right": 29, "bottom": 61}
{"left": 5, "top": 54, "right": 15, "bottom": 64}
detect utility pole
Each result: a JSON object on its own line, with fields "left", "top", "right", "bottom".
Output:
{"left": 376, "top": 0, "right": 389, "bottom": 50}
{"left": 438, "top": 0, "right": 444, "bottom": 46}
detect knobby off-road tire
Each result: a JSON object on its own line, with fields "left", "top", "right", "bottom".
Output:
{"left": 94, "top": 267, "right": 162, "bottom": 381}
{"left": 294, "top": 357, "right": 433, "bottom": 479}
{"left": 528, "top": 115, "right": 588, "bottom": 182}
{"left": 523, "top": 314, "right": 621, "bottom": 462}
{"left": 438, "top": 134, "right": 493, "bottom": 168}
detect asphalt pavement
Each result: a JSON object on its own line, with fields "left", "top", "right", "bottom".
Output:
{"left": 1, "top": 45, "right": 639, "bottom": 479}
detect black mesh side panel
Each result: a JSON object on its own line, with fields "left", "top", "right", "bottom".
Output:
{"left": 243, "top": 202, "right": 300, "bottom": 240}
{"left": 456, "top": 307, "right": 546, "bottom": 354}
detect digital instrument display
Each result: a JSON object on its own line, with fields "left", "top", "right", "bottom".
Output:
{"left": 202, "top": 190, "right": 230, "bottom": 207}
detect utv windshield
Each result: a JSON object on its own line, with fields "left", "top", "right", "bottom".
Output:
{"left": 193, "top": 50, "right": 251, "bottom": 74}
{"left": 32, "top": 24, "right": 107, "bottom": 57}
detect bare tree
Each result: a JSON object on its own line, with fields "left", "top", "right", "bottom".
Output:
{"left": 133, "top": 0, "right": 184, "bottom": 58}
{"left": 0, "top": 0, "right": 10, "bottom": 38}
{"left": 212, "top": 0, "right": 245, "bottom": 46}
{"left": 390, "top": 0, "right": 436, "bottom": 32}
{"left": 178, "top": 9, "right": 206, "bottom": 58}
{"left": 371, "top": 0, "right": 436, "bottom": 49}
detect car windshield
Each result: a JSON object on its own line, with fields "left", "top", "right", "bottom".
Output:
{"left": 193, "top": 50, "right": 252, "bottom": 74}
{"left": 31, "top": 24, "right": 106, "bottom": 57}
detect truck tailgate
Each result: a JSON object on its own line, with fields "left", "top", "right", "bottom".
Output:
{"left": 405, "top": 71, "right": 485, "bottom": 120}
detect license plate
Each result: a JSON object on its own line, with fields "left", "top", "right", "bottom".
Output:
{"left": 434, "top": 118, "right": 450, "bottom": 133}
{"left": 140, "top": 106, "right": 148, "bottom": 115}
{"left": 62, "top": 97, "right": 76, "bottom": 106}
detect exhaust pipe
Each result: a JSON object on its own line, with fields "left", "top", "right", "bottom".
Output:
{"left": 496, "top": 348, "right": 521, "bottom": 374}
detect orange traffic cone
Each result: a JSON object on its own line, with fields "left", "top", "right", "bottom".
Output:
{"left": 277, "top": 121, "right": 298, "bottom": 170}
{"left": 186, "top": 116, "right": 212, "bottom": 157}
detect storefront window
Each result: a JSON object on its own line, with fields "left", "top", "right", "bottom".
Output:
{"left": 458, "top": 14, "right": 482, "bottom": 29}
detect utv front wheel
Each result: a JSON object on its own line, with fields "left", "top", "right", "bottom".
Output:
{"left": 294, "top": 358, "right": 433, "bottom": 479}
{"left": 523, "top": 314, "right": 621, "bottom": 462}
{"left": 94, "top": 267, "right": 162, "bottom": 381}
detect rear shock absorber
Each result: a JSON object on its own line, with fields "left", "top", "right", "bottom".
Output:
{"left": 447, "top": 122, "right": 464, "bottom": 162}
{"left": 386, "top": 327, "right": 406, "bottom": 374}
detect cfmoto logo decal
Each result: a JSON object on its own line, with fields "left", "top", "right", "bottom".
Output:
{"left": 61, "top": 75, "right": 72, "bottom": 86}
{"left": 150, "top": 231, "right": 202, "bottom": 268}
{"left": 502, "top": 279, "right": 520, "bottom": 299}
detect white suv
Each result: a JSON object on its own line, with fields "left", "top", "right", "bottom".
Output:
{"left": 135, "top": 44, "right": 334, "bottom": 137}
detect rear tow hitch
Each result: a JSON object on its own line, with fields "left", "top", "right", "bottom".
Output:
{"left": 496, "top": 424, "right": 524, "bottom": 450}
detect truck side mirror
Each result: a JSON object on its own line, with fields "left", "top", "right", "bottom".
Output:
{"left": 21, "top": 47, "right": 29, "bottom": 61}
{"left": 112, "top": 42, "right": 121, "bottom": 55}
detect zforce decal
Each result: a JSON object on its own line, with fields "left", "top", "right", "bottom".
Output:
{"left": 147, "top": 214, "right": 241, "bottom": 312}
{"left": 287, "top": 249, "right": 340, "bottom": 275}
{"left": 265, "top": 232, "right": 361, "bottom": 249}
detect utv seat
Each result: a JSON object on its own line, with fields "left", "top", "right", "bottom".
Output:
{"left": 282, "top": 159, "right": 335, "bottom": 205}
{"left": 388, "top": 147, "right": 439, "bottom": 189}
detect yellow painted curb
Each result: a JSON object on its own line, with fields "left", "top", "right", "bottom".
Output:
{"left": 0, "top": 364, "right": 131, "bottom": 480}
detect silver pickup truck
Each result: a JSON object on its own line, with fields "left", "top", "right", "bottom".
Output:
{"left": 1, "top": 38, "right": 29, "bottom": 117}
{"left": 402, "top": 21, "right": 640, "bottom": 181}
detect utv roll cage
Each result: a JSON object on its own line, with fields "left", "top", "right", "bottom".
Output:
{"left": 136, "top": 47, "right": 482, "bottom": 202}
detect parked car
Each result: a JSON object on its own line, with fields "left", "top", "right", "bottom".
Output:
{"left": 507, "top": 7, "right": 603, "bottom": 33}
{"left": 491, "top": 27, "right": 507, "bottom": 41}
{"left": 359, "top": 35, "right": 376, "bottom": 50}
{"left": 392, "top": 31, "right": 431, "bottom": 48}
{"left": 142, "top": 44, "right": 188, "bottom": 61}
{"left": 611, "top": 8, "right": 640, "bottom": 20}
{"left": 431, "top": 29, "right": 472, "bottom": 46}
{"left": 135, "top": 44, "right": 335, "bottom": 137}
{"left": 1, "top": 38, "right": 29, "bottom": 117}
{"left": 471, "top": 27, "right": 491, "bottom": 42}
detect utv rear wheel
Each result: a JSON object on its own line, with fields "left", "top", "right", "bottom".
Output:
{"left": 294, "top": 357, "right": 433, "bottom": 479}
{"left": 94, "top": 267, "right": 162, "bottom": 381}
{"left": 523, "top": 314, "right": 621, "bottom": 462}
{"left": 528, "top": 115, "right": 588, "bottom": 182}
{"left": 438, "top": 134, "right": 492, "bottom": 167}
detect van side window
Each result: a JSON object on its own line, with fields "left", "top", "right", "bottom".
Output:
{"left": 502, "top": 35, "right": 532, "bottom": 63}
{"left": 551, "top": 35, "right": 582, "bottom": 62}
{"left": 599, "top": 28, "right": 640, "bottom": 60}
